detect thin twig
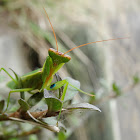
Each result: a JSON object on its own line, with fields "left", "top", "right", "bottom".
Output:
{"left": 94, "top": 83, "right": 138, "bottom": 105}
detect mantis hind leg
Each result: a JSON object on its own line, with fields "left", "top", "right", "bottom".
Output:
{"left": 5, "top": 88, "right": 33, "bottom": 112}
{"left": 0, "top": 68, "right": 17, "bottom": 84}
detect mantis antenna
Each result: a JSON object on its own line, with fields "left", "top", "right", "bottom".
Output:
{"left": 43, "top": 7, "right": 59, "bottom": 52}
{"left": 63, "top": 37, "right": 130, "bottom": 55}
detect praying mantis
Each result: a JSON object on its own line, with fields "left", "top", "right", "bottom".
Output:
{"left": 0, "top": 8, "right": 128, "bottom": 117}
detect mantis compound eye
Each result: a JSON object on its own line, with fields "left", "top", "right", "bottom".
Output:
{"left": 50, "top": 84, "right": 56, "bottom": 89}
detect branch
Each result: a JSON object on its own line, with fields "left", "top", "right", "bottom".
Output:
{"left": 0, "top": 127, "right": 41, "bottom": 140}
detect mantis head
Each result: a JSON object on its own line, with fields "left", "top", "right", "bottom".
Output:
{"left": 48, "top": 48, "right": 71, "bottom": 65}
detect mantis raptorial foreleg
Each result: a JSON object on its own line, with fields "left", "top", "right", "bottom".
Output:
{"left": 57, "top": 81, "right": 68, "bottom": 125}
{"left": 55, "top": 73, "right": 63, "bottom": 98}
{"left": 47, "top": 80, "right": 93, "bottom": 97}
{"left": 47, "top": 79, "right": 92, "bottom": 125}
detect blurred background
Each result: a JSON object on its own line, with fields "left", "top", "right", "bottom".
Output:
{"left": 0, "top": 0, "right": 140, "bottom": 140}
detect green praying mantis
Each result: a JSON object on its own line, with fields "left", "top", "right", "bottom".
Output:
{"left": 0, "top": 8, "right": 128, "bottom": 117}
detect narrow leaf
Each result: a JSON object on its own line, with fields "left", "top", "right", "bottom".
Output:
{"left": 44, "top": 89, "right": 62, "bottom": 112}
{"left": 18, "top": 99, "right": 30, "bottom": 111}
{"left": 67, "top": 103, "right": 101, "bottom": 112}
{"left": 45, "top": 98, "right": 62, "bottom": 112}
{"left": 27, "top": 92, "right": 44, "bottom": 107}
{"left": 58, "top": 131, "right": 66, "bottom": 140}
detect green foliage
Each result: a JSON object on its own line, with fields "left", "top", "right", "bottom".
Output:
{"left": 67, "top": 103, "right": 101, "bottom": 112}
{"left": 58, "top": 131, "right": 66, "bottom": 140}
{"left": 133, "top": 75, "right": 140, "bottom": 85}
{"left": 18, "top": 99, "right": 30, "bottom": 111}
{"left": 45, "top": 96, "right": 62, "bottom": 112}
{"left": 29, "top": 135, "right": 38, "bottom": 140}
{"left": 27, "top": 92, "right": 44, "bottom": 107}
{"left": 112, "top": 82, "right": 121, "bottom": 96}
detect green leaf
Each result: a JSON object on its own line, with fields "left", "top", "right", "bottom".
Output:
{"left": 44, "top": 89, "right": 62, "bottom": 112}
{"left": 63, "top": 77, "right": 80, "bottom": 101}
{"left": 67, "top": 103, "right": 101, "bottom": 112}
{"left": 29, "top": 134, "right": 38, "bottom": 140}
{"left": 0, "top": 100, "right": 5, "bottom": 113}
{"left": 58, "top": 131, "right": 66, "bottom": 140}
{"left": 112, "top": 82, "right": 121, "bottom": 96}
{"left": 133, "top": 75, "right": 140, "bottom": 85}
{"left": 18, "top": 99, "right": 30, "bottom": 111}
{"left": 45, "top": 97, "right": 62, "bottom": 112}
{"left": 27, "top": 92, "right": 44, "bottom": 107}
